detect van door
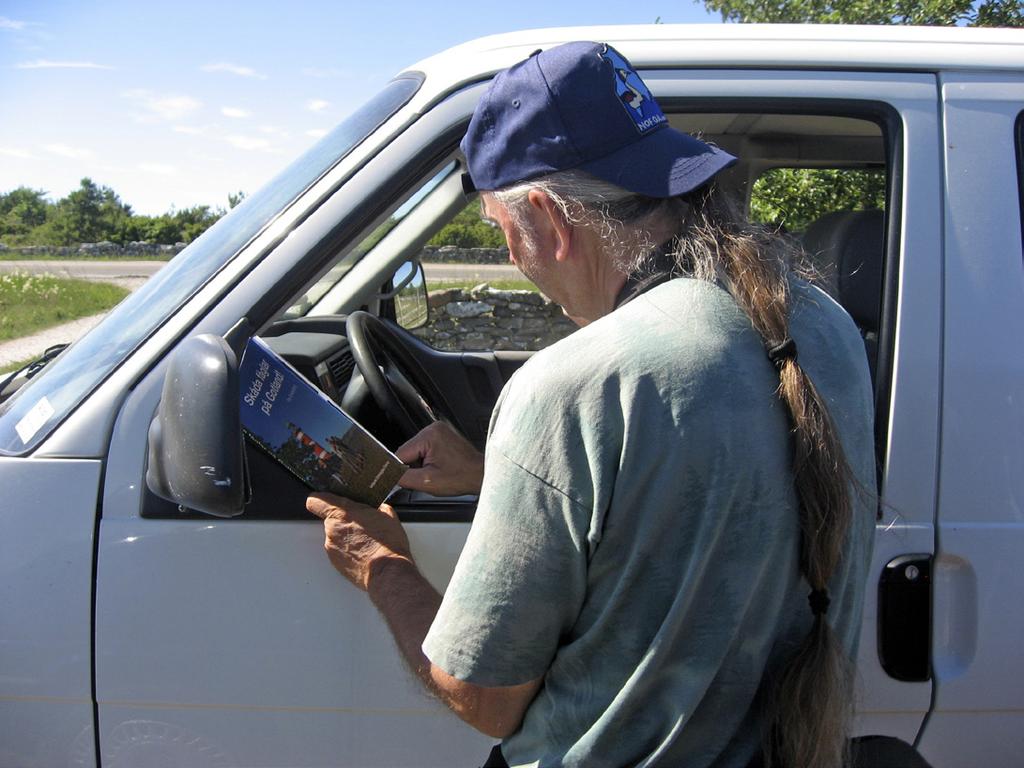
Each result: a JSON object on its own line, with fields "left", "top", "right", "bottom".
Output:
{"left": 918, "top": 72, "right": 1024, "bottom": 767}
{"left": 92, "top": 88, "right": 495, "bottom": 767}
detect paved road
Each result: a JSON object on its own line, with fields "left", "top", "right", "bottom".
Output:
{"left": 0, "top": 259, "right": 165, "bottom": 281}
{"left": 423, "top": 262, "right": 519, "bottom": 282}
{"left": 0, "top": 259, "right": 523, "bottom": 368}
{"left": 0, "top": 259, "right": 520, "bottom": 284}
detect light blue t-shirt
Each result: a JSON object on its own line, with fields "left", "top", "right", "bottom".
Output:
{"left": 422, "top": 278, "right": 876, "bottom": 768}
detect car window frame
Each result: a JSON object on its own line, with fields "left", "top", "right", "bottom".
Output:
{"left": 1016, "top": 109, "right": 1024, "bottom": 263}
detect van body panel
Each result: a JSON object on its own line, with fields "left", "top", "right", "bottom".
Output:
{"left": 0, "top": 458, "right": 100, "bottom": 767}
{"left": 918, "top": 72, "right": 1024, "bottom": 766}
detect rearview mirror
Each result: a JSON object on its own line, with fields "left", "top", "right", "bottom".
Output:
{"left": 146, "top": 334, "right": 248, "bottom": 518}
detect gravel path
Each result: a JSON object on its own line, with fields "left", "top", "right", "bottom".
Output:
{"left": 0, "top": 313, "right": 109, "bottom": 368}
{"left": 0, "top": 277, "right": 147, "bottom": 369}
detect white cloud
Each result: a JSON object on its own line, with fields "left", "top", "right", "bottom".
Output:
{"left": 201, "top": 62, "right": 267, "bottom": 80}
{"left": 139, "top": 162, "right": 177, "bottom": 175}
{"left": 16, "top": 59, "right": 113, "bottom": 70}
{"left": 0, "top": 16, "right": 28, "bottom": 30}
{"left": 221, "top": 106, "right": 250, "bottom": 119}
{"left": 301, "top": 66, "right": 351, "bottom": 79}
{"left": 172, "top": 125, "right": 205, "bottom": 135}
{"left": 307, "top": 99, "right": 329, "bottom": 113}
{"left": 43, "top": 143, "right": 95, "bottom": 160}
{"left": 0, "top": 146, "right": 33, "bottom": 159}
{"left": 305, "top": 129, "right": 328, "bottom": 139}
{"left": 225, "top": 135, "right": 271, "bottom": 151}
{"left": 259, "top": 125, "right": 288, "bottom": 136}
{"left": 123, "top": 89, "right": 201, "bottom": 122}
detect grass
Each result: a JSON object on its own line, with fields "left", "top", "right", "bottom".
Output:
{"left": 429, "top": 278, "right": 538, "bottom": 292}
{"left": 0, "top": 272, "right": 129, "bottom": 342}
{"left": 0, "top": 356, "right": 34, "bottom": 374}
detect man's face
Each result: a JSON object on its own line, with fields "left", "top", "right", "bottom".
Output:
{"left": 479, "top": 192, "right": 549, "bottom": 289}
{"left": 479, "top": 191, "right": 614, "bottom": 327}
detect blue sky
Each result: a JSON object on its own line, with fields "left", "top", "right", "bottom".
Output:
{"left": 0, "top": 0, "right": 721, "bottom": 215}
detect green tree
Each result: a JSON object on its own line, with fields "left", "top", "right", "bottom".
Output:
{"left": 750, "top": 168, "right": 885, "bottom": 232}
{"left": 702, "top": 0, "right": 1022, "bottom": 26}
{"left": 428, "top": 201, "right": 507, "bottom": 249}
{"left": 0, "top": 187, "right": 51, "bottom": 242}
{"left": 48, "top": 178, "right": 134, "bottom": 245}
{"left": 99, "top": 186, "right": 134, "bottom": 240}
{"left": 50, "top": 178, "right": 103, "bottom": 244}
{"left": 119, "top": 214, "right": 155, "bottom": 243}
{"left": 0, "top": 181, "right": 233, "bottom": 248}
{"left": 135, "top": 213, "right": 182, "bottom": 244}
{"left": 173, "top": 205, "right": 220, "bottom": 242}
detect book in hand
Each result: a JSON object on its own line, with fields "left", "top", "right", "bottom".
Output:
{"left": 238, "top": 336, "right": 405, "bottom": 507}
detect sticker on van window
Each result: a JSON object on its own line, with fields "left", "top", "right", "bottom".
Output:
{"left": 15, "top": 397, "right": 55, "bottom": 444}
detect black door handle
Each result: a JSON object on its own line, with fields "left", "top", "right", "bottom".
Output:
{"left": 878, "top": 554, "right": 932, "bottom": 682}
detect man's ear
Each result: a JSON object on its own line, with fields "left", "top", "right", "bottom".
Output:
{"left": 527, "top": 189, "right": 573, "bottom": 263}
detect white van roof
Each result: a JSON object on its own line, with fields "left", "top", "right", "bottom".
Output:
{"left": 407, "top": 24, "right": 1024, "bottom": 85}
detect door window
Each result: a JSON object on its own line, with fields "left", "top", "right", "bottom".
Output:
{"left": 409, "top": 200, "right": 576, "bottom": 352}
{"left": 407, "top": 111, "right": 891, "bottom": 370}
{"left": 722, "top": 113, "right": 888, "bottom": 385}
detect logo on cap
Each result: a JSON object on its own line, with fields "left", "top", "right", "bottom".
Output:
{"left": 600, "top": 45, "right": 667, "bottom": 135}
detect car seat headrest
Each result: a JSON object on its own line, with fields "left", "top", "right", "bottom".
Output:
{"left": 802, "top": 209, "right": 884, "bottom": 332}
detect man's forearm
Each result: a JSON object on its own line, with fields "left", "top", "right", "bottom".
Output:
{"left": 366, "top": 556, "right": 442, "bottom": 681}
{"left": 366, "top": 556, "right": 541, "bottom": 739}
{"left": 307, "top": 492, "right": 539, "bottom": 738}
{"left": 365, "top": 557, "right": 492, "bottom": 731}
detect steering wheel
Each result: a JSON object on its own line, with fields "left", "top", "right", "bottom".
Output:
{"left": 345, "top": 311, "right": 455, "bottom": 440}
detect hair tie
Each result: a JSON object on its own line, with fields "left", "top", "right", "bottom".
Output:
{"left": 808, "top": 588, "right": 831, "bottom": 617}
{"left": 766, "top": 337, "right": 798, "bottom": 370}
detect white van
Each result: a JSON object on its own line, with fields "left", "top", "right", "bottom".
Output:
{"left": 1, "top": 24, "right": 1022, "bottom": 767}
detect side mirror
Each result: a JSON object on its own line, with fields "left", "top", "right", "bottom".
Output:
{"left": 390, "top": 260, "right": 429, "bottom": 330}
{"left": 146, "top": 333, "right": 248, "bottom": 518}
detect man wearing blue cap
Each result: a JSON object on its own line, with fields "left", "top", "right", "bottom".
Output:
{"left": 309, "top": 42, "right": 875, "bottom": 768}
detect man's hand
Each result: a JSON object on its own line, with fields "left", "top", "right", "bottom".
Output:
{"left": 306, "top": 493, "right": 412, "bottom": 591}
{"left": 396, "top": 421, "right": 485, "bottom": 496}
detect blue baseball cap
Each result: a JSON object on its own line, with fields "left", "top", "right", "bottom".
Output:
{"left": 461, "top": 41, "right": 737, "bottom": 198}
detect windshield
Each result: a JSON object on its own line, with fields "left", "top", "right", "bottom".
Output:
{"left": 0, "top": 74, "right": 423, "bottom": 455}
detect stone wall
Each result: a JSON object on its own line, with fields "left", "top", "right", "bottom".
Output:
{"left": 413, "top": 283, "right": 575, "bottom": 352}
{"left": 0, "top": 242, "right": 500, "bottom": 262}
{"left": 0, "top": 241, "right": 493, "bottom": 262}
{"left": 418, "top": 245, "right": 508, "bottom": 265}
{"left": 0, "top": 241, "right": 186, "bottom": 258}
